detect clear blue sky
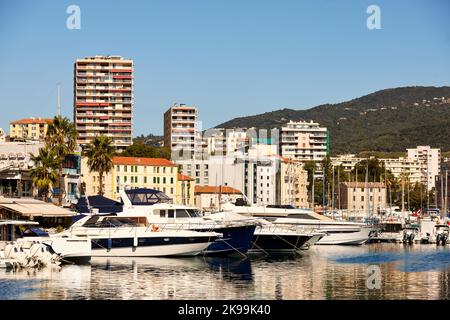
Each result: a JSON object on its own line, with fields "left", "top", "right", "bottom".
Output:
{"left": 1, "top": 0, "right": 449, "bottom": 136}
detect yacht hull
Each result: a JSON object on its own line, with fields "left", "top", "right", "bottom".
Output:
{"left": 249, "top": 233, "right": 311, "bottom": 252}
{"left": 191, "top": 225, "right": 256, "bottom": 255}
{"left": 90, "top": 236, "right": 214, "bottom": 257}
{"left": 315, "top": 227, "right": 373, "bottom": 245}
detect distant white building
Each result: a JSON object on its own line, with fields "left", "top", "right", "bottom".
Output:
{"left": 280, "top": 120, "right": 328, "bottom": 162}
{"left": 407, "top": 146, "right": 441, "bottom": 191}
{"left": 177, "top": 143, "right": 279, "bottom": 206}
{"left": 331, "top": 154, "right": 422, "bottom": 184}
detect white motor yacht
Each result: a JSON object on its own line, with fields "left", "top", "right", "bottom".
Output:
{"left": 61, "top": 214, "right": 220, "bottom": 257}
{"left": 222, "top": 202, "right": 375, "bottom": 245}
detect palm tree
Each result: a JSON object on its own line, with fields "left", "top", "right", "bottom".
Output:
{"left": 45, "top": 115, "right": 77, "bottom": 206}
{"left": 29, "top": 147, "right": 59, "bottom": 202}
{"left": 84, "top": 135, "right": 115, "bottom": 196}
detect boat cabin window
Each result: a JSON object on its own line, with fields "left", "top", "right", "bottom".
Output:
{"left": 159, "top": 210, "right": 165, "bottom": 218}
{"left": 168, "top": 209, "right": 174, "bottom": 218}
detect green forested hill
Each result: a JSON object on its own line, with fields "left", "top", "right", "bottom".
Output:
{"left": 215, "top": 86, "right": 450, "bottom": 154}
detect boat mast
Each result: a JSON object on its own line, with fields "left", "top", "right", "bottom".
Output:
{"left": 311, "top": 166, "right": 315, "bottom": 211}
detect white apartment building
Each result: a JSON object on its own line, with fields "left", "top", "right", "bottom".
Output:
{"left": 331, "top": 154, "right": 422, "bottom": 184}
{"left": 203, "top": 128, "right": 249, "bottom": 156}
{"left": 164, "top": 103, "right": 198, "bottom": 160}
{"left": 278, "top": 158, "right": 309, "bottom": 208}
{"left": 177, "top": 144, "right": 279, "bottom": 206}
{"left": 407, "top": 146, "right": 441, "bottom": 190}
{"left": 74, "top": 56, "right": 134, "bottom": 149}
{"left": 280, "top": 120, "right": 328, "bottom": 162}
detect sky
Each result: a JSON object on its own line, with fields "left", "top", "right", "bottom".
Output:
{"left": 0, "top": 0, "right": 449, "bottom": 136}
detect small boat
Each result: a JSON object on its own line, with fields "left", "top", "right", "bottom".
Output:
{"left": 434, "top": 224, "right": 449, "bottom": 245}
{"left": 1, "top": 220, "right": 91, "bottom": 265}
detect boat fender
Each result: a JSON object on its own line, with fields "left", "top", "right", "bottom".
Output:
{"left": 151, "top": 224, "right": 160, "bottom": 232}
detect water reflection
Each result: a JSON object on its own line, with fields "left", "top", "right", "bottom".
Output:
{"left": 2, "top": 245, "right": 450, "bottom": 299}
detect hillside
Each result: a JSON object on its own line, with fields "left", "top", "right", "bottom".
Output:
{"left": 215, "top": 86, "right": 450, "bottom": 154}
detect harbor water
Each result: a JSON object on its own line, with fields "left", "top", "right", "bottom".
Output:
{"left": 1, "top": 243, "right": 450, "bottom": 300}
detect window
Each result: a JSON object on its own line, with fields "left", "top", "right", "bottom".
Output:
{"left": 124, "top": 166, "right": 127, "bottom": 172}
{"left": 163, "top": 187, "right": 166, "bottom": 193}
{"left": 163, "top": 177, "right": 166, "bottom": 184}
{"left": 135, "top": 176, "right": 138, "bottom": 184}
{"left": 361, "top": 196, "right": 364, "bottom": 201}
{"left": 116, "top": 165, "right": 120, "bottom": 172}
{"left": 171, "top": 168, "right": 174, "bottom": 174}
{"left": 144, "top": 177, "right": 147, "bottom": 183}
{"left": 168, "top": 209, "right": 174, "bottom": 218}
{"left": 170, "top": 177, "right": 174, "bottom": 184}
{"left": 134, "top": 166, "right": 138, "bottom": 172}
{"left": 157, "top": 177, "right": 160, "bottom": 183}
{"left": 124, "top": 176, "right": 127, "bottom": 183}
{"left": 171, "top": 188, "right": 174, "bottom": 194}
{"left": 131, "top": 166, "right": 133, "bottom": 173}
{"left": 116, "top": 187, "right": 119, "bottom": 193}
{"left": 159, "top": 210, "right": 165, "bottom": 218}
{"left": 116, "top": 176, "right": 120, "bottom": 183}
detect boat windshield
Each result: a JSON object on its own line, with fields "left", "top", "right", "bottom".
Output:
{"left": 82, "top": 216, "right": 138, "bottom": 228}
{"left": 125, "top": 188, "right": 172, "bottom": 205}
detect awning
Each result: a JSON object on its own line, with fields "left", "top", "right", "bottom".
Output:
{"left": 0, "top": 197, "right": 75, "bottom": 218}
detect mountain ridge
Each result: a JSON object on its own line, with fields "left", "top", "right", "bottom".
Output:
{"left": 214, "top": 86, "right": 450, "bottom": 154}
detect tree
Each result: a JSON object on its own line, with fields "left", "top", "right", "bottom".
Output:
{"left": 122, "top": 142, "right": 171, "bottom": 159}
{"left": 84, "top": 135, "right": 115, "bottom": 196}
{"left": 45, "top": 115, "right": 77, "bottom": 206}
{"left": 29, "top": 147, "right": 59, "bottom": 202}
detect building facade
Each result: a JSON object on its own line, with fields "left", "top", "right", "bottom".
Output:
{"left": 280, "top": 120, "right": 328, "bottom": 162}
{"left": 74, "top": 56, "right": 134, "bottom": 149}
{"left": 278, "top": 158, "right": 309, "bottom": 208}
{"left": 82, "top": 156, "right": 178, "bottom": 201}
{"left": 339, "top": 182, "right": 387, "bottom": 216}
{"left": 177, "top": 144, "right": 279, "bottom": 206}
{"left": 176, "top": 173, "right": 195, "bottom": 206}
{"left": 407, "top": 146, "right": 441, "bottom": 191}
{"left": 164, "top": 103, "right": 198, "bottom": 159}
{"left": 9, "top": 118, "right": 52, "bottom": 142}
{"left": 194, "top": 185, "right": 242, "bottom": 211}
{"left": 331, "top": 154, "right": 422, "bottom": 184}
{"left": 0, "top": 142, "right": 81, "bottom": 206}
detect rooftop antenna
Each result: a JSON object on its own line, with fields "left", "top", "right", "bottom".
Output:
{"left": 57, "top": 82, "right": 61, "bottom": 116}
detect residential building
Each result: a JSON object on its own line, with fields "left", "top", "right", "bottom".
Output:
{"left": 407, "top": 146, "right": 441, "bottom": 190}
{"left": 81, "top": 156, "right": 178, "bottom": 201}
{"left": 177, "top": 144, "right": 279, "bottom": 206}
{"left": 74, "top": 55, "right": 134, "bottom": 150}
{"left": 0, "top": 141, "right": 42, "bottom": 198}
{"left": 176, "top": 173, "right": 195, "bottom": 206}
{"left": 339, "top": 182, "right": 387, "bottom": 216}
{"left": 278, "top": 158, "right": 309, "bottom": 208}
{"left": 331, "top": 154, "right": 422, "bottom": 184}
{"left": 9, "top": 117, "right": 52, "bottom": 142}
{"left": 164, "top": 103, "right": 198, "bottom": 159}
{"left": 203, "top": 128, "right": 249, "bottom": 156}
{"left": 280, "top": 120, "right": 329, "bottom": 162}
{"left": 194, "top": 185, "right": 242, "bottom": 211}
{"left": 0, "top": 142, "right": 81, "bottom": 206}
